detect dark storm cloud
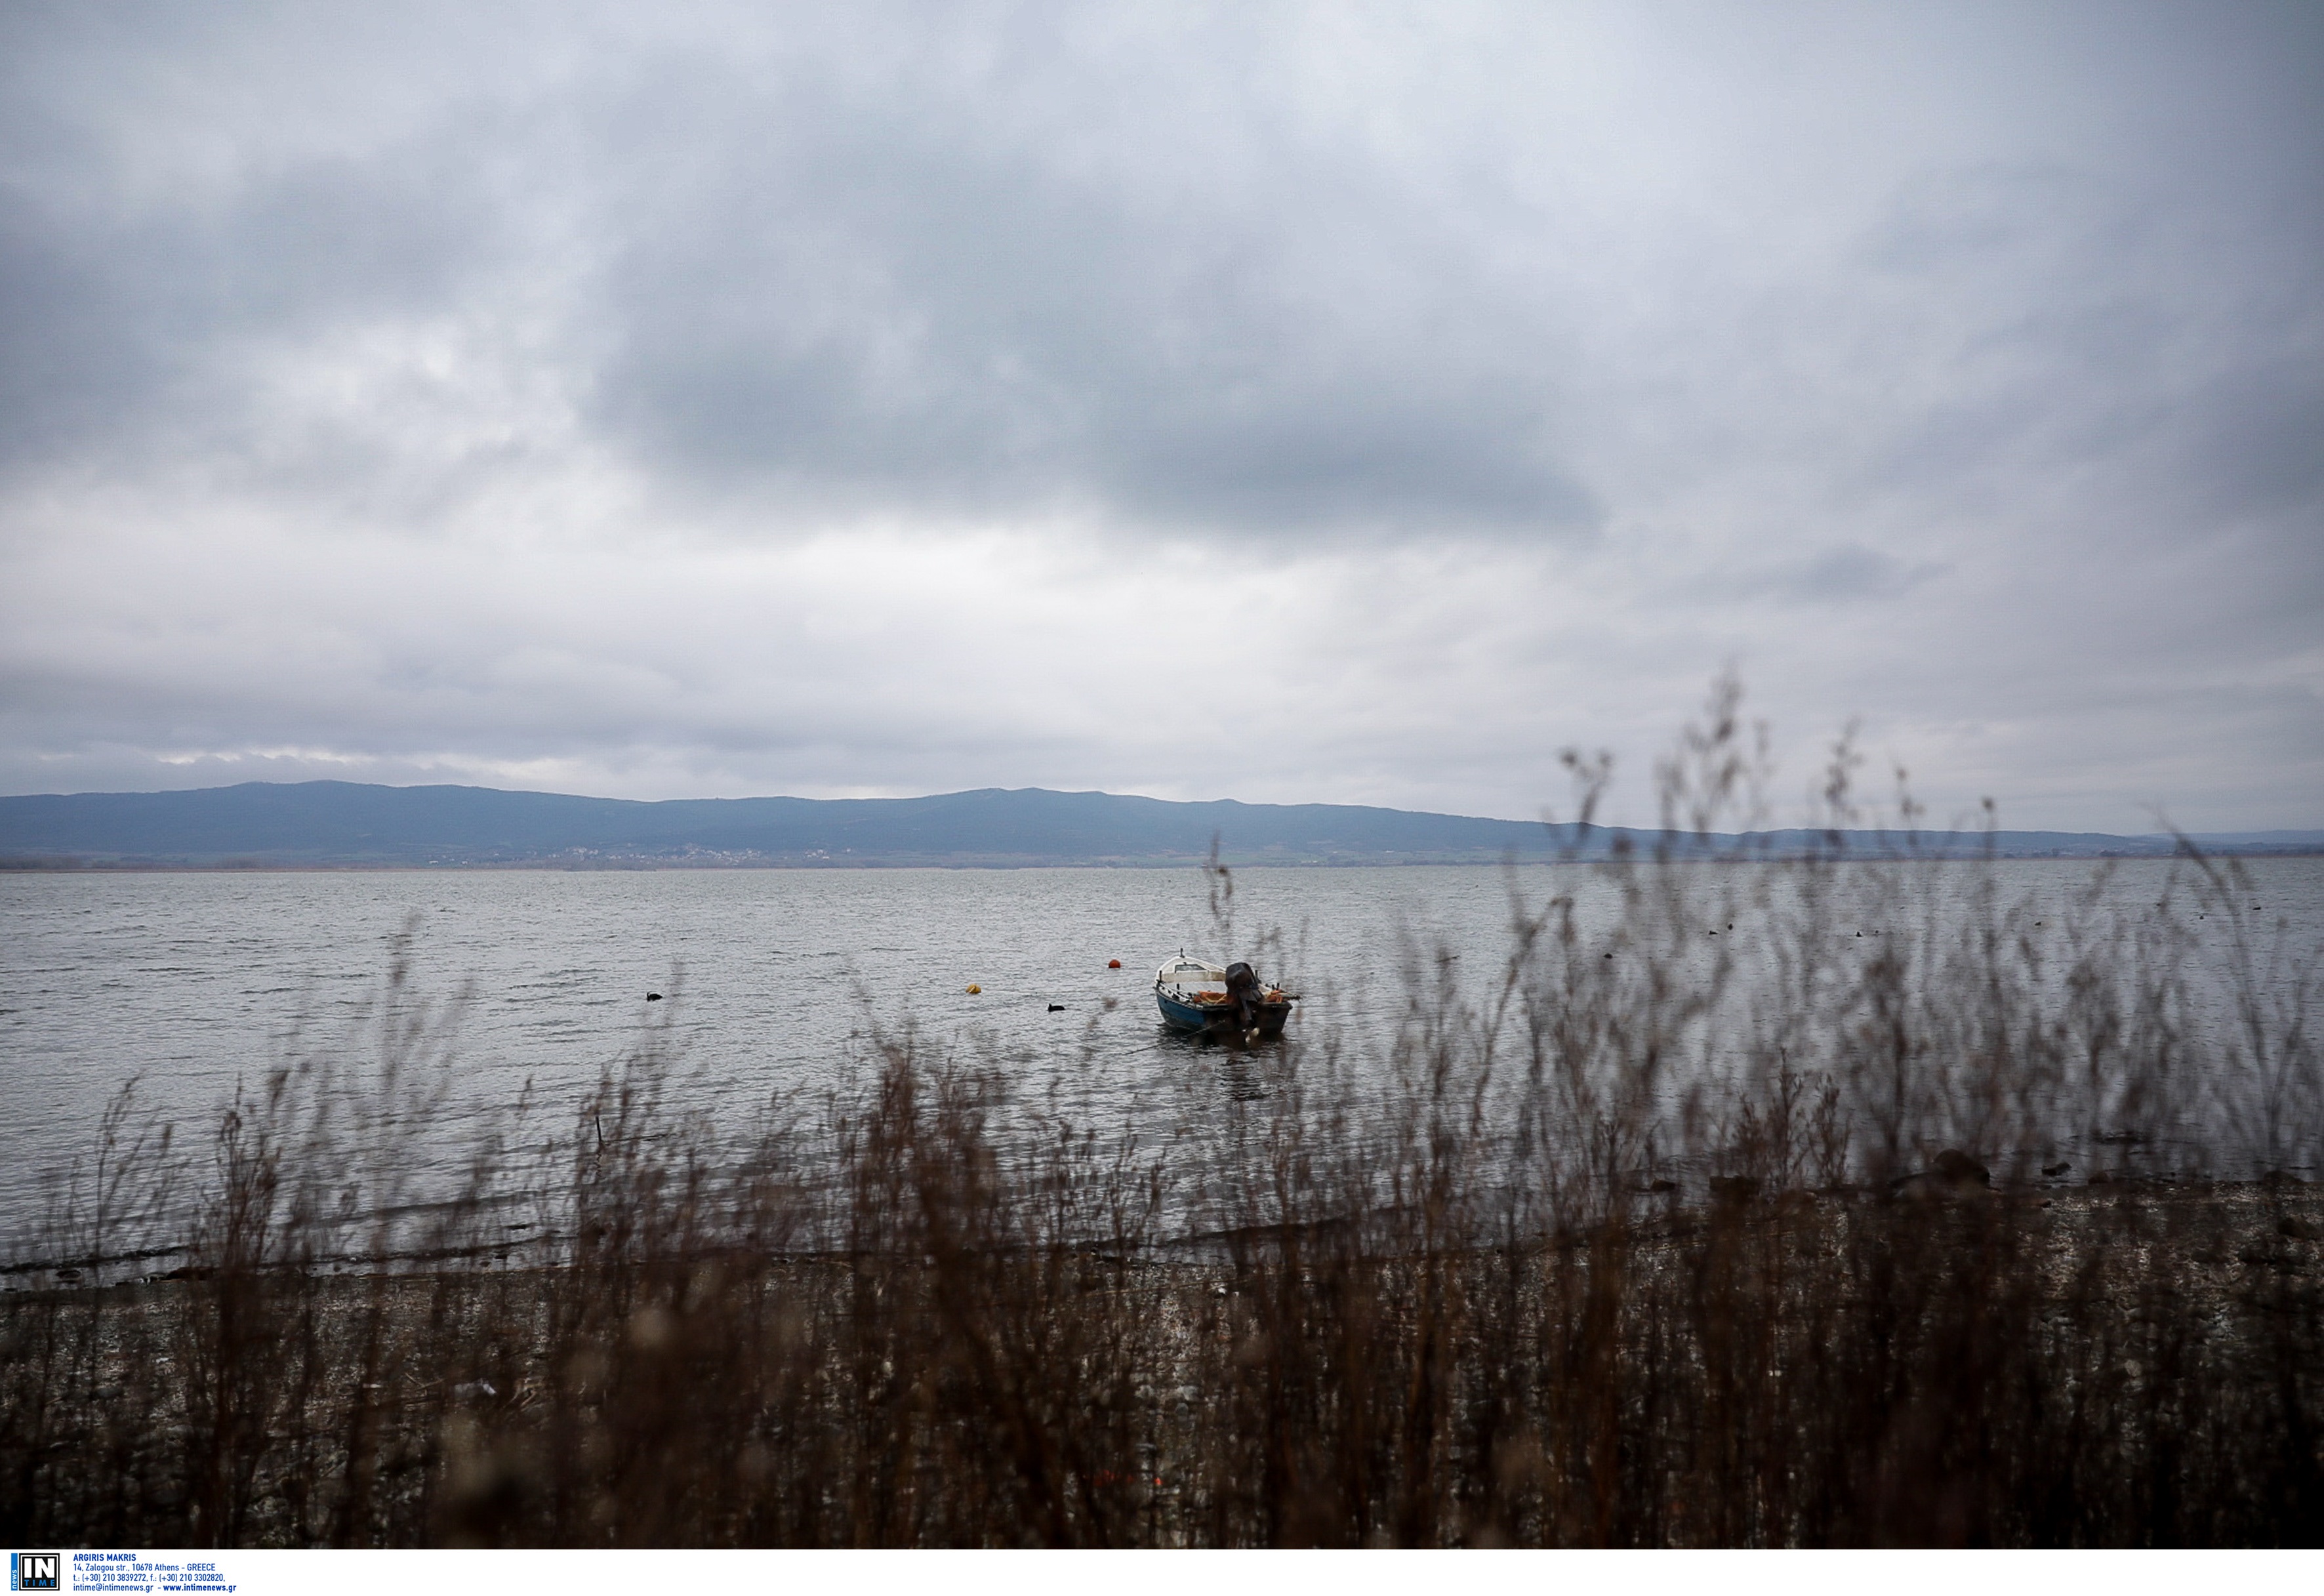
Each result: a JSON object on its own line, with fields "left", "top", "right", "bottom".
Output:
{"left": 2, "top": 3, "right": 1612, "bottom": 537}
{"left": 1839, "top": 158, "right": 2323, "bottom": 529}
{"left": 575, "top": 42, "right": 1602, "bottom": 537}
{"left": 0, "top": 123, "right": 511, "bottom": 492}
{"left": 1, "top": 2, "right": 2315, "bottom": 548}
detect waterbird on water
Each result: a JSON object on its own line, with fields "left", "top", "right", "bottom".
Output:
{"left": 645, "top": 992, "right": 663, "bottom": 1002}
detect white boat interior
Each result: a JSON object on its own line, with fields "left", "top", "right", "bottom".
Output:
{"left": 1155, "top": 956, "right": 1228, "bottom": 992}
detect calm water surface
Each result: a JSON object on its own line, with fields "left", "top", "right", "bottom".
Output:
{"left": 5, "top": 858, "right": 2321, "bottom": 1224}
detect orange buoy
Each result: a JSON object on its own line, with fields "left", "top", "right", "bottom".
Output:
{"left": 1107, "top": 958, "right": 1122, "bottom": 969}
{"left": 966, "top": 984, "right": 982, "bottom": 994}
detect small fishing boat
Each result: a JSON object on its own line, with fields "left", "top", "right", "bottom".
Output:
{"left": 1154, "top": 954, "right": 1295, "bottom": 1042}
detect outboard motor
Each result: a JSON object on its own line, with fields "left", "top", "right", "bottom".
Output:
{"left": 1224, "top": 962, "right": 1259, "bottom": 1031}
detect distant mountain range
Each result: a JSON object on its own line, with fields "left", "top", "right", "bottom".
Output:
{"left": 2, "top": 781, "right": 2317, "bottom": 868}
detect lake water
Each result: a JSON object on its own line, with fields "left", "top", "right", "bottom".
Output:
{"left": 5, "top": 856, "right": 2322, "bottom": 1231}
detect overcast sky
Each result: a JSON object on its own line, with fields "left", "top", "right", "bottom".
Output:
{"left": 1, "top": 2, "right": 2318, "bottom": 830}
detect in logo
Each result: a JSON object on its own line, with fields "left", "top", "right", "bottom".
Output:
{"left": 10, "top": 1554, "right": 59, "bottom": 1593}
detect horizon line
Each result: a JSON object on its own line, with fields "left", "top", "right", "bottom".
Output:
{"left": 4, "top": 776, "right": 2318, "bottom": 842}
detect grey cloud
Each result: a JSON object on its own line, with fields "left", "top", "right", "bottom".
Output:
{"left": 1684, "top": 545, "right": 1949, "bottom": 607}
{"left": 3, "top": 3, "right": 2314, "bottom": 550}
{"left": 0, "top": 133, "right": 511, "bottom": 489}
{"left": 582, "top": 58, "right": 1598, "bottom": 538}
{"left": 0, "top": 3, "right": 2318, "bottom": 829}
{"left": 2170, "top": 358, "right": 2324, "bottom": 523}
{"left": 0, "top": 4, "right": 1617, "bottom": 541}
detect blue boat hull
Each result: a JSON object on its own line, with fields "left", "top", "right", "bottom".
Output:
{"left": 1156, "top": 989, "right": 1293, "bottom": 1040}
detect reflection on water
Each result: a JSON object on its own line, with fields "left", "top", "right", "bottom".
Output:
{"left": 1206, "top": 1052, "right": 1275, "bottom": 1104}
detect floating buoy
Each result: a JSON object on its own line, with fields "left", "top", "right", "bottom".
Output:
{"left": 1107, "top": 958, "right": 1122, "bottom": 970}
{"left": 966, "top": 984, "right": 981, "bottom": 994}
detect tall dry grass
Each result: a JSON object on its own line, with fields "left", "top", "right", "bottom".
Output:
{"left": 4, "top": 693, "right": 2319, "bottom": 1546}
